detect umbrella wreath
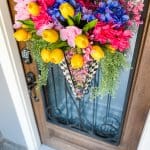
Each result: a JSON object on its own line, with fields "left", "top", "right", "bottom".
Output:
{"left": 13, "top": 0, "right": 144, "bottom": 99}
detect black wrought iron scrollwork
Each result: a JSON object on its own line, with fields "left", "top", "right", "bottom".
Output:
{"left": 44, "top": 65, "right": 121, "bottom": 144}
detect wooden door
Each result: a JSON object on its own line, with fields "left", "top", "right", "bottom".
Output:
{"left": 8, "top": 1, "right": 150, "bottom": 150}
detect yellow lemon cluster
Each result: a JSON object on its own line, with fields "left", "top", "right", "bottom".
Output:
{"left": 13, "top": 29, "right": 31, "bottom": 41}
{"left": 91, "top": 45, "right": 105, "bottom": 61}
{"left": 59, "top": 2, "right": 75, "bottom": 19}
{"left": 71, "top": 54, "right": 84, "bottom": 69}
{"left": 41, "top": 48, "right": 64, "bottom": 64}
{"left": 27, "top": 2, "right": 40, "bottom": 16}
{"left": 75, "top": 34, "right": 89, "bottom": 49}
{"left": 42, "top": 29, "right": 59, "bottom": 43}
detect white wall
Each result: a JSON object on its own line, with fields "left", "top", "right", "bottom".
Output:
{"left": 0, "top": 65, "right": 26, "bottom": 146}
{"left": 138, "top": 111, "right": 150, "bottom": 150}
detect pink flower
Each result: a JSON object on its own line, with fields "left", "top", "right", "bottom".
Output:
{"left": 60, "top": 26, "right": 82, "bottom": 47}
{"left": 126, "top": 0, "right": 144, "bottom": 25}
{"left": 93, "top": 22, "right": 133, "bottom": 51}
{"left": 13, "top": 0, "right": 35, "bottom": 28}
{"left": 83, "top": 47, "right": 92, "bottom": 63}
{"left": 37, "top": 0, "right": 55, "bottom": 9}
{"left": 32, "top": 3, "right": 53, "bottom": 30}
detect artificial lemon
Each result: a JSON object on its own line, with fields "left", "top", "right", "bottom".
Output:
{"left": 59, "top": 2, "right": 75, "bottom": 19}
{"left": 27, "top": 2, "right": 40, "bottom": 16}
{"left": 13, "top": 29, "right": 31, "bottom": 41}
{"left": 105, "top": 44, "right": 116, "bottom": 53}
{"left": 42, "top": 29, "right": 59, "bottom": 43}
{"left": 50, "top": 49, "right": 64, "bottom": 64}
{"left": 75, "top": 34, "right": 89, "bottom": 49}
{"left": 22, "top": 24, "right": 28, "bottom": 29}
{"left": 41, "top": 49, "right": 51, "bottom": 63}
{"left": 91, "top": 45, "right": 105, "bottom": 61}
{"left": 71, "top": 54, "right": 84, "bottom": 69}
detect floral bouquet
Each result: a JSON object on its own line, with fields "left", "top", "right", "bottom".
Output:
{"left": 13, "top": 0, "right": 144, "bottom": 99}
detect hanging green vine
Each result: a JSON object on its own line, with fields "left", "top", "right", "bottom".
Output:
{"left": 91, "top": 49, "right": 129, "bottom": 99}
{"left": 26, "top": 35, "right": 68, "bottom": 87}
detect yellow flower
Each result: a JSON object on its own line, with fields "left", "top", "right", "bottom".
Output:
{"left": 27, "top": 2, "right": 40, "bottom": 16}
{"left": 105, "top": 44, "right": 116, "bottom": 53}
{"left": 13, "top": 29, "right": 31, "bottom": 41}
{"left": 91, "top": 45, "right": 105, "bottom": 61}
{"left": 71, "top": 54, "right": 84, "bottom": 69}
{"left": 59, "top": 2, "right": 75, "bottom": 19}
{"left": 50, "top": 49, "right": 64, "bottom": 64}
{"left": 42, "top": 29, "right": 59, "bottom": 43}
{"left": 41, "top": 49, "right": 51, "bottom": 63}
{"left": 22, "top": 24, "right": 28, "bottom": 29}
{"left": 75, "top": 34, "right": 89, "bottom": 49}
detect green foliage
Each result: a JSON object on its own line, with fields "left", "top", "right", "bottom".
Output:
{"left": 67, "top": 17, "right": 75, "bottom": 26}
{"left": 74, "top": 12, "right": 81, "bottom": 25}
{"left": 91, "top": 49, "right": 129, "bottom": 98}
{"left": 83, "top": 19, "right": 98, "bottom": 32}
{"left": 67, "top": 12, "right": 82, "bottom": 26}
{"left": 26, "top": 38, "right": 49, "bottom": 87}
{"left": 65, "top": 13, "right": 97, "bottom": 32}
{"left": 18, "top": 20, "right": 35, "bottom": 30}
{"left": 26, "top": 36, "right": 68, "bottom": 87}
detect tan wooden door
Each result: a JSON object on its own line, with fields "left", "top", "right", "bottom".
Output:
{"left": 8, "top": 1, "right": 150, "bottom": 150}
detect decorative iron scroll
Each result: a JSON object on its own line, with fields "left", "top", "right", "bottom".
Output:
{"left": 45, "top": 65, "right": 122, "bottom": 144}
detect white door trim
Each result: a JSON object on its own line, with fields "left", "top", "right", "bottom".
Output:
{"left": 0, "top": 1, "right": 149, "bottom": 150}
{"left": 0, "top": 1, "right": 41, "bottom": 149}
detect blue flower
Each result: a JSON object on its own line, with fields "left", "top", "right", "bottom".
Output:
{"left": 47, "top": 0, "right": 82, "bottom": 22}
{"left": 82, "top": 7, "right": 96, "bottom": 21}
{"left": 95, "top": 0, "right": 129, "bottom": 26}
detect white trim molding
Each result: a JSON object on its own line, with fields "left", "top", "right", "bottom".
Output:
{"left": 0, "top": 1, "right": 41, "bottom": 149}
{"left": 138, "top": 110, "right": 150, "bottom": 150}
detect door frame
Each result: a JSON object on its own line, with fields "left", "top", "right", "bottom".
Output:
{"left": 0, "top": 1, "right": 150, "bottom": 150}
{"left": 0, "top": 1, "right": 42, "bottom": 150}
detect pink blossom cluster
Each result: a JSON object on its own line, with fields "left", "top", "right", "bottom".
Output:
{"left": 13, "top": 0, "right": 36, "bottom": 28}
{"left": 60, "top": 26, "right": 82, "bottom": 47}
{"left": 83, "top": 47, "right": 92, "bottom": 63}
{"left": 71, "top": 67, "right": 89, "bottom": 97}
{"left": 31, "top": 0, "right": 54, "bottom": 32}
{"left": 13, "top": 0, "right": 55, "bottom": 33}
{"left": 38, "top": 0, "right": 55, "bottom": 8}
{"left": 127, "top": 0, "right": 144, "bottom": 25}
{"left": 93, "top": 22, "right": 133, "bottom": 51}
{"left": 65, "top": 50, "right": 89, "bottom": 96}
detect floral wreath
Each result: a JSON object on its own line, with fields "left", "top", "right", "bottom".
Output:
{"left": 13, "top": 0, "right": 144, "bottom": 99}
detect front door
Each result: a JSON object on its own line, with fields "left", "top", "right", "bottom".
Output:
{"left": 8, "top": 1, "right": 150, "bottom": 150}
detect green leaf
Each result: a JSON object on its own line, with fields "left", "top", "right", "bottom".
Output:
{"left": 47, "top": 41, "right": 68, "bottom": 50}
{"left": 74, "top": 12, "right": 81, "bottom": 25}
{"left": 18, "top": 20, "right": 35, "bottom": 29}
{"left": 83, "top": 19, "right": 98, "bottom": 32}
{"left": 67, "top": 17, "right": 74, "bottom": 26}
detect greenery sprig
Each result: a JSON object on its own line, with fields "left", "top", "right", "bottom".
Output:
{"left": 27, "top": 35, "right": 68, "bottom": 87}
{"left": 91, "top": 49, "right": 129, "bottom": 99}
